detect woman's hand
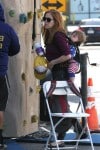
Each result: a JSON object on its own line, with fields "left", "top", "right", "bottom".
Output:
{"left": 47, "top": 55, "right": 72, "bottom": 70}
{"left": 47, "top": 61, "right": 55, "bottom": 69}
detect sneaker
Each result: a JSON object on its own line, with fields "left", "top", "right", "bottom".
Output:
{"left": 48, "top": 141, "right": 65, "bottom": 148}
{"left": 80, "top": 133, "right": 88, "bottom": 139}
{"left": 75, "top": 133, "right": 88, "bottom": 140}
{"left": 0, "top": 144, "right": 7, "bottom": 149}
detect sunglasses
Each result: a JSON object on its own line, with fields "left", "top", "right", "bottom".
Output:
{"left": 42, "top": 17, "right": 53, "bottom": 23}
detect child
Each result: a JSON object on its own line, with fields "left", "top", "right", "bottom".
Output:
{"left": 67, "top": 30, "right": 86, "bottom": 82}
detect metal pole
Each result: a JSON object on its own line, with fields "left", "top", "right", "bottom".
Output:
{"left": 80, "top": 53, "right": 88, "bottom": 128}
{"left": 80, "top": 53, "right": 88, "bottom": 108}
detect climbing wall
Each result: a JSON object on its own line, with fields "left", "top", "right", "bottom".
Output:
{"left": 1, "top": 0, "right": 41, "bottom": 137}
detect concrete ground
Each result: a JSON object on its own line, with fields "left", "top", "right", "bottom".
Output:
{"left": 16, "top": 122, "right": 100, "bottom": 150}
{"left": 19, "top": 142, "right": 100, "bottom": 150}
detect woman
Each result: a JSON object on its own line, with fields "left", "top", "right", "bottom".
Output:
{"left": 42, "top": 9, "right": 86, "bottom": 147}
{"left": 42, "top": 9, "right": 71, "bottom": 80}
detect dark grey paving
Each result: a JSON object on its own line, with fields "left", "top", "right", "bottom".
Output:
{"left": 19, "top": 143, "right": 45, "bottom": 150}
{"left": 16, "top": 122, "right": 100, "bottom": 150}
{"left": 19, "top": 142, "right": 100, "bottom": 150}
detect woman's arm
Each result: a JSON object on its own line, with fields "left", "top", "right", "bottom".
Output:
{"left": 47, "top": 32, "right": 71, "bottom": 69}
{"left": 54, "top": 32, "right": 70, "bottom": 56}
{"left": 48, "top": 54, "right": 71, "bottom": 69}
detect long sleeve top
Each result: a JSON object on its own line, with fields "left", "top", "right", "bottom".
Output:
{"left": 45, "top": 31, "right": 70, "bottom": 62}
{"left": 0, "top": 4, "right": 20, "bottom": 76}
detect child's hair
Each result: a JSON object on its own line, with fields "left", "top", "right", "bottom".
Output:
{"left": 71, "top": 30, "right": 86, "bottom": 45}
